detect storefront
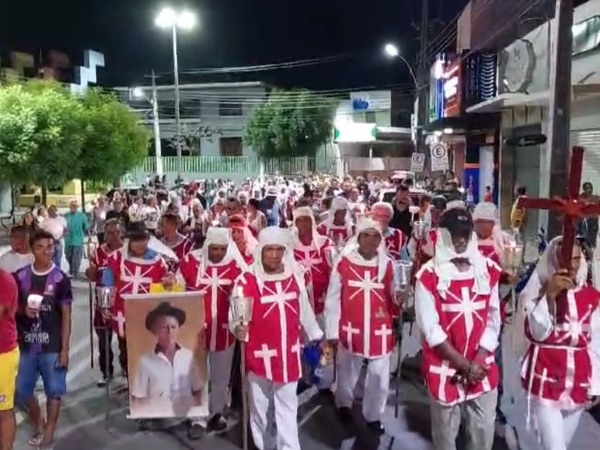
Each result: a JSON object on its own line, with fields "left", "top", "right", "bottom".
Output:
{"left": 425, "top": 51, "right": 500, "bottom": 201}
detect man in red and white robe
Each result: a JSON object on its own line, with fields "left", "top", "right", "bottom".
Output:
{"left": 177, "top": 227, "right": 247, "bottom": 434}
{"left": 228, "top": 214, "right": 257, "bottom": 265}
{"left": 106, "top": 226, "right": 171, "bottom": 377}
{"left": 160, "top": 213, "right": 194, "bottom": 271}
{"left": 317, "top": 196, "right": 354, "bottom": 246}
{"left": 291, "top": 206, "right": 332, "bottom": 316}
{"left": 371, "top": 201, "right": 407, "bottom": 261}
{"left": 324, "top": 217, "right": 399, "bottom": 432}
{"left": 230, "top": 227, "right": 323, "bottom": 450}
{"left": 517, "top": 237, "right": 600, "bottom": 450}
{"left": 415, "top": 208, "right": 502, "bottom": 450}
{"left": 85, "top": 219, "right": 123, "bottom": 385}
{"left": 473, "top": 202, "right": 503, "bottom": 265}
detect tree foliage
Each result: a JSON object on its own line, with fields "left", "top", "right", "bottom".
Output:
{"left": 244, "top": 89, "right": 337, "bottom": 158}
{"left": 0, "top": 79, "right": 149, "bottom": 188}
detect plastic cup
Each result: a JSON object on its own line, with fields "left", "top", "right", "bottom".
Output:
{"left": 27, "top": 294, "right": 44, "bottom": 311}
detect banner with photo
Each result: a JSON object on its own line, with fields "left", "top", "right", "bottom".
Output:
{"left": 123, "top": 291, "right": 208, "bottom": 419}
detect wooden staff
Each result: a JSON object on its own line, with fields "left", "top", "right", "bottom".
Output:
{"left": 88, "top": 281, "right": 95, "bottom": 369}
{"left": 241, "top": 340, "right": 249, "bottom": 450}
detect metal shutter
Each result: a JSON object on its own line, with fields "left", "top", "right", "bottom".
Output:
{"left": 571, "top": 130, "right": 600, "bottom": 192}
{"left": 514, "top": 139, "right": 541, "bottom": 239}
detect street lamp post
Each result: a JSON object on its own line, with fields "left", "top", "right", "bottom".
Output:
{"left": 384, "top": 43, "right": 418, "bottom": 88}
{"left": 155, "top": 7, "right": 197, "bottom": 179}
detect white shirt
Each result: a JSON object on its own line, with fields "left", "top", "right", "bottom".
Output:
{"left": 41, "top": 216, "right": 67, "bottom": 240}
{"left": 0, "top": 251, "right": 34, "bottom": 273}
{"left": 131, "top": 346, "right": 202, "bottom": 401}
{"left": 143, "top": 206, "right": 161, "bottom": 230}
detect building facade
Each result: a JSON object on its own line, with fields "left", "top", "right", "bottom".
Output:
{"left": 466, "top": 0, "right": 600, "bottom": 233}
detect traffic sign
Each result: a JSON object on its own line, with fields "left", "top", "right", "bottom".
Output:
{"left": 430, "top": 142, "right": 449, "bottom": 171}
{"left": 410, "top": 152, "right": 425, "bottom": 172}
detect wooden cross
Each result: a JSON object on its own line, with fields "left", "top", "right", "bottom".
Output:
{"left": 517, "top": 146, "right": 600, "bottom": 269}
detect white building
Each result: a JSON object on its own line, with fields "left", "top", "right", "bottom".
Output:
{"left": 114, "top": 81, "right": 268, "bottom": 158}
{"left": 465, "top": 0, "right": 600, "bottom": 230}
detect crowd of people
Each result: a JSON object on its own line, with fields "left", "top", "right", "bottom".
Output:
{"left": 0, "top": 172, "right": 598, "bottom": 450}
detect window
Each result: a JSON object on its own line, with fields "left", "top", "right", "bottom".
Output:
{"left": 219, "top": 101, "right": 243, "bottom": 116}
{"left": 365, "top": 111, "right": 377, "bottom": 123}
{"left": 180, "top": 99, "right": 201, "bottom": 118}
{"left": 219, "top": 137, "right": 243, "bottom": 156}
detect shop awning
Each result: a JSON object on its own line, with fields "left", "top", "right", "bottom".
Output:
{"left": 465, "top": 91, "right": 550, "bottom": 114}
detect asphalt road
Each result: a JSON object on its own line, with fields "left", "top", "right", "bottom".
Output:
{"left": 2, "top": 237, "right": 600, "bottom": 450}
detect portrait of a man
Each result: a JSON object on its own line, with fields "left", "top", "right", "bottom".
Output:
{"left": 130, "top": 301, "right": 204, "bottom": 415}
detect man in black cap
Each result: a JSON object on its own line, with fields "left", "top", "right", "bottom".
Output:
{"left": 130, "top": 302, "right": 204, "bottom": 417}
{"left": 415, "top": 207, "right": 502, "bottom": 450}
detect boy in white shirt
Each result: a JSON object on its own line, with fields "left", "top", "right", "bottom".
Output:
{"left": 0, "top": 226, "right": 34, "bottom": 273}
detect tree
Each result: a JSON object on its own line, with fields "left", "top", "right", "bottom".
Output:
{"left": 0, "top": 81, "right": 85, "bottom": 194}
{"left": 244, "top": 89, "right": 337, "bottom": 158}
{"left": 76, "top": 89, "right": 150, "bottom": 183}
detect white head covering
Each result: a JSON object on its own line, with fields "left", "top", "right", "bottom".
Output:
{"left": 253, "top": 226, "right": 305, "bottom": 290}
{"left": 342, "top": 217, "right": 389, "bottom": 282}
{"left": 322, "top": 196, "right": 354, "bottom": 238}
{"left": 473, "top": 202, "right": 504, "bottom": 255}
{"left": 433, "top": 228, "right": 491, "bottom": 296}
{"left": 292, "top": 206, "right": 328, "bottom": 248}
{"left": 189, "top": 226, "right": 249, "bottom": 272}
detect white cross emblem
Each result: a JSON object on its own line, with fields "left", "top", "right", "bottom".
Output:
{"left": 348, "top": 269, "right": 385, "bottom": 304}
{"left": 429, "top": 360, "right": 456, "bottom": 403}
{"left": 254, "top": 344, "right": 278, "bottom": 380}
{"left": 297, "top": 250, "right": 323, "bottom": 274}
{"left": 342, "top": 322, "right": 360, "bottom": 353}
{"left": 534, "top": 368, "right": 557, "bottom": 397}
{"left": 113, "top": 311, "right": 126, "bottom": 337}
{"left": 374, "top": 324, "right": 393, "bottom": 354}
{"left": 554, "top": 307, "right": 593, "bottom": 345}
{"left": 441, "top": 286, "right": 487, "bottom": 335}
{"left": 121, "top": 265, "right": 153, "bottom": 294}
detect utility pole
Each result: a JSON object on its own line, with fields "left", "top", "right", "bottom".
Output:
{"left": 416, "top": 0, "right": 429, "bottom": 155}
{"left": 151, "top": 70, "right": 164, "bottom": 176}
{"left": 171, "top": 24, "right": 183, "bottom": 181}
{"left": 546, "top": 0, "right": 575, "bottom": 236}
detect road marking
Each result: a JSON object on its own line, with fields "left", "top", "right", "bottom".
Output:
{"left": 298, "top": 404, "right": 322, "bottom": 427}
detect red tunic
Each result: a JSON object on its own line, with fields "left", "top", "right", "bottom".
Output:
{"left": 235, "top": 271, "right": 305, "bottom": 384}
{"left": 90, "top": 244, "right": 119, "bottom": 328}
{"left": 293, "top": 238, "right": 331, "bottom": 315}
{"left": 164, "top": 235, "right": 194, "bottom": 271}
{"left": 384, "top": 228, "right": 407, "bottom": 261}
{"left": 317, "top": 223, "right": 353, "bottom": 245}
{"left": 521, "top": 286, "right": 600, "bottom": 406}
{"left": 417, "top": 259, "right": 502, "bottom": 405}
{"left": 335, "top": 256, "right": 397, "bottom": 358}
{"left": 178, "top": 253, "right": 243, "bottom": 352}
{"left": 107, "top": 250, "right": 168, "bottom": 336}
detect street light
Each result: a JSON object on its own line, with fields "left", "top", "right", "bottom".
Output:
{"left": 383, "top": 43, "right": 418, "bottom": 88}
{"left": 155, "top": 6, "right": 197, "bottom": 178}
{"left": 132, "top": 87, "right": 145, "bottom": 99}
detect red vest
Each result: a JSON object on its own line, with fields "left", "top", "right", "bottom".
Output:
{"left": 236, "top": 271, "right": 304, "bottom": 384}
{"left": 91, "top": 244, "right": 118, "bottom": 327}
{"left": 335, "top": 256, "right": 397, "bottom": 358}
{"left": 107, "top": 250, "right": 167, "bottom": 336}
{"left": 317, "top": 223, "right": 353, "bottom": 244}
{"left": 418, "top": 259, "right": 502, "bottom": 405}
{"left": 293, "top": 238, "right": 331, "bottom": 315}
{"left": 178, "top": 253, "right": 243, "bottom": 352}
{"left": 384, "top": 228, "right": 407, "bottom": 261}
{"left": 521, "top": 286, "right": 600, "bottom": 406}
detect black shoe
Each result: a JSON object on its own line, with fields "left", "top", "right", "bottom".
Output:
{"left": 97, "top": 377, "right": 108, "bottom": 387}
{"left": 337, "top": 407, "right": 353, "bottom": 424}
{"left": 187, "top": 422, "right": 204, "bottom": 440}
{"left": 207, "top": 414, "right": 228, "bottom": 433}
{"left": 366, "top": 420, "right": 385, "bottom": 434}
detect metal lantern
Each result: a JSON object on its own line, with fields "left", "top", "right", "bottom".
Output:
{"left": 95, "top": 286, "right": 115, "bottom": 310}
{"left": 413, "top": 220, "right": 428, "bottom": 241}
{"left": 231, "top": 286, "right": 253, "bottom": 325}
{"left": 502, "top": 239, "right": 524, "bottom": 276}
{"left": 393, "top": 260, "right": 413, "bottom": 293}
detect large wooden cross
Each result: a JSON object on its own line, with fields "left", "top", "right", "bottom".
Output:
{"left": 517, "top": 146, "right": 600, "bottom": 269}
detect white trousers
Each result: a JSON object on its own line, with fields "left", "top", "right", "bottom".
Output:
{"left": 247, "top": 372, "right": 300, "bottom": 450}
{"left": 335, "top": 347, "right": 390, "bottom": 422}
{"left": 532, "top": 399, "right": 584, "bottom": 450}
{"left": 209, "top": 345, "right": 235, "bottom": 415}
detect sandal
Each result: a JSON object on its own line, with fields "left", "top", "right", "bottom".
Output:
{"left": 28, "top": 432, "right": 43, "bottom": 447}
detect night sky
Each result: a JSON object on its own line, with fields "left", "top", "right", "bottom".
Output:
{"left": 1, "top": 0, "right": 467, "bottom": 90}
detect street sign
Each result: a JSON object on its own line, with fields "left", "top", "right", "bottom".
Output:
{"left": 504, "top": 134, "right": 547, "bottom": 147}
{"left": 410, "top": 152, "right": 425, "bottom": 172}
{"left": 430, "top": 142, "right": 450, "bottom": 171}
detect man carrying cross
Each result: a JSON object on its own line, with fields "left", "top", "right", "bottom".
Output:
{"left": 324, "top": 217, "right": 399, "bottom": 433}
{"left": 515, "top": 236, "right": 600, "bottom": 450}
{"left": 415, "top": 207, "right": 502, "bottom": 450}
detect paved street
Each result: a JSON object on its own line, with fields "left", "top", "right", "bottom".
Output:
{"left": 2, "top": 235, "right": 600, "bottom": 450}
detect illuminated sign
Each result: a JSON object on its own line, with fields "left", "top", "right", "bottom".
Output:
{"left": 429, "top": 54, "right": 446, "bottom": 123}
{"left": 443, "top": 59, "right": 462, "bottom": 118}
